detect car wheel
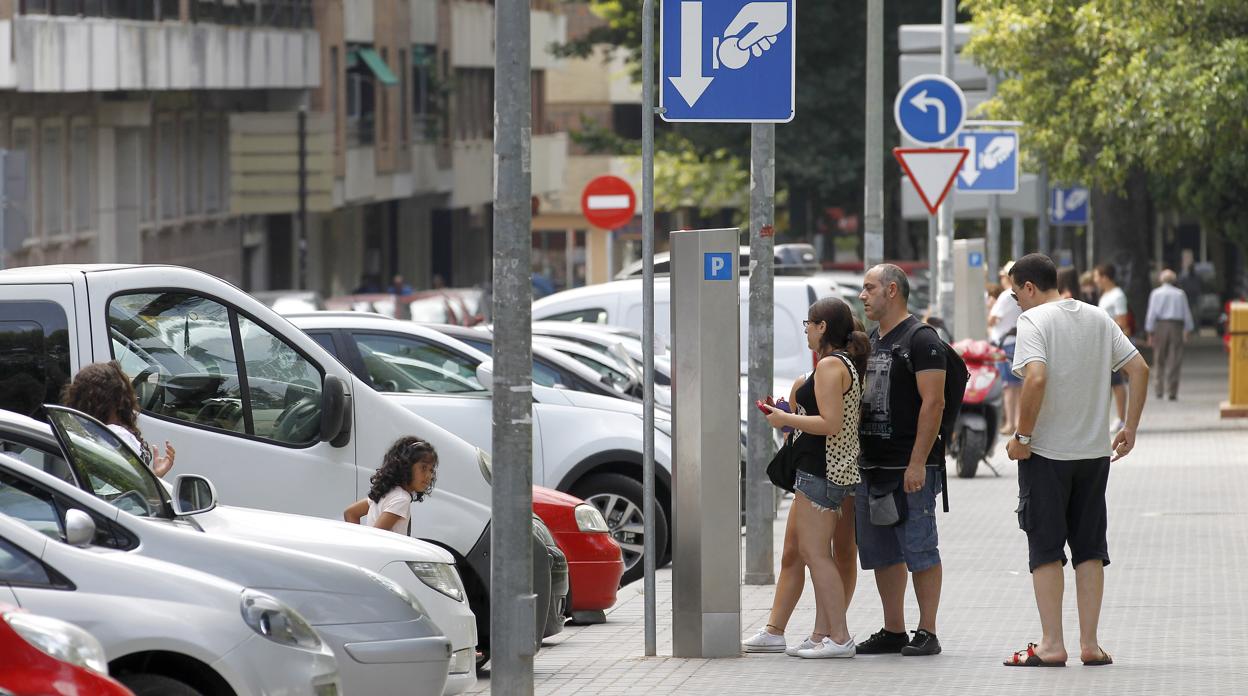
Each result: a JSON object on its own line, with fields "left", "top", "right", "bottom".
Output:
{"left": 119, "top": 674, "right": 205, "bottom": 696}
{"left": 572, "top": 473, "right": 668, "bottom": 586}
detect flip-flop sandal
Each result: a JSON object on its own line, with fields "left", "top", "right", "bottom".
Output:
{"left": 1083, "top": 648, "right": 1113, "bottom": 666}
{"left": 1003, "top": 643, "right": 1067, "bottom": 667}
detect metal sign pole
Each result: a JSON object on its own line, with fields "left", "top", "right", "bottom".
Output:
{"left": 640, "top": 0, "right": 658, "bottom": 658}
{"left": 492, "top": 0, "right": 535, "bottom": 691}
{"left": 863, "top": 0, "right": 884, "bottom": 271}
{"left": 937, "top": 0, "right": 957, "bottom": 326}
{"left": 744, "top": 123, "right": 776, "bottom": 586}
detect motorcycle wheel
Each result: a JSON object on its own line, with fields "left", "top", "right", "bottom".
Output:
{"left": 956, "top": 428, "right": 985, "bottom": 479}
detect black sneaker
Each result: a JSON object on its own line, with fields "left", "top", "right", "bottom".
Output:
{"left": 855, "top": 628, "right": 910, "bottom": 654}
{"left": 901, "top": 629, "right": 942, "bottom": 656}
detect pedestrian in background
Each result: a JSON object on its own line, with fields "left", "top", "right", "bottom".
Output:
{"left": 1056, "top": 267, "right": 1080, "bottom": 300}
{"left": 1079, "top": 271, "right": 1099, "bottom": 305}
{"left": 1145, "top": 269, "right": 1195, "bottom": 401}
{"left": 61, "top": 361, "right": 176, "bottom": 477}
{"left": 1003, "top": 253, "right": 1148, "bottom": 667}
{"left": 1094, "top": 264, "right": 1131, "bottom": 431}
{"left": 989, "top": 261, "right": 1022, "bottom": 436}
{"left": 344, "top": 437, "right": 438, "bottom": 535}
{"left": 745, "top": 298, "right": 868, "bottom": 659}
{"left": 854, "top": 264, "right": 946, "bottom": 657}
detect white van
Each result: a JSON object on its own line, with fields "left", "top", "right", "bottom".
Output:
{"left": 0, "top": 264, "right": 553, "bottom": 671}
{"left": 531, "top": 276, "right": 841, "bottom": 382}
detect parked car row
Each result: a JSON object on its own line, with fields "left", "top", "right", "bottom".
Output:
{"left": 0, "top": 264, "right": 625, "bottom": 695}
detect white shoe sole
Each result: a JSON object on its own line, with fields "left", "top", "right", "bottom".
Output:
{"left": 743, "top": 644, "right": 787, "bottom": 653}
{"left": 797, "top": 650, "right": 856, "bottom": 659}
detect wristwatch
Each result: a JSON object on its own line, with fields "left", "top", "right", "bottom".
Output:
{"left": 1013, "top": 433, "right": 1032, "bottom": 445}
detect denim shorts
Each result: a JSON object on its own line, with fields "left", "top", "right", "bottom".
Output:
{"left": 794, "top": 470, "right": 855, "bottom": 512}
{"left": 855, "top": 468, "right": 942, "bottom": 573}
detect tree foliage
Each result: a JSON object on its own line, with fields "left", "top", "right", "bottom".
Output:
{"left": 964, "top": 0, "right": 1248, "bottom": 244}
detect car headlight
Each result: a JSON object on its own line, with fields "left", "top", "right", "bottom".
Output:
{"left": 532, "top": 516, "right": 557, "bottom": 547}
{"left": 239, "top": 590, "right": 322, "bottom": 651}
{"left": 574, "top": 503, "right": 610, "bottom": 533}
{"left": 408, "top": 561, "right": 466, "bottom": 603}
{"left": 361, "top": 568, "right": 427, "bottom": 617}
{"left": 4, "top": 611, "right": 109, "bottom": 676}
{"left": 477, "top": 448, "right": 492, "bottom": 484}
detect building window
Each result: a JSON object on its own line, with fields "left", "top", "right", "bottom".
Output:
{"left": 612, "top": 104, "right": 642, "bottom": 141}
{"left": 399, "top": 49, "right": 409, "bottom": 145}
{"left": 19, "top": 0, "right": 52, "bottom": 14}
{"left": 4, "top": 126, "right": 34, "bottom": 249}
{"left": 455, "top": 69, "right": 494, "bottom": 141}
{"left": 345, "top": 45, "right": 398, "bottom": 147}
{"left": 40, "top": 125, "right": 63, "bottom": 237}
{"left": 201, "top": 118, "right": 220, "bottom": 214}
{"left": 181, "top": 116, "right": 197, "bottom": 216}
{"left": 71, "top": 124, "right": 91, "bottom": 232}
{"left": 531, "top": 70, "right": 546, "bottom": 136}
{"left": 158, "top": 119, "right": 177, "bottom": 220}
{"left": 329, "top": 46, "right": 340, "bottom": 150}
{"left": 158, "top": 0, "right": 178, "bottom": 21}
{"left": 379, "top": 48, "right": 390, "bottom": 146}
{"left": 139, "top": 128, "right": 152, "bottom": 222}
{"left": 411, "top": 45, "right": 437, "bottom": 142}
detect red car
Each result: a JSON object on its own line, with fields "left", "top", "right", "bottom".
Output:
{"left": 0, "top": 603, "right": 134, "bottom": 696}
{"left": 532, "top": 486, "right": 624, "bottom": 623}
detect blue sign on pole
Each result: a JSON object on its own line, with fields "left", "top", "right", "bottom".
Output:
{"left": 1050, "top": 186, "right": 1090, "bottom": 225}
{"left": 894, "top": 74, "right": 967, "bottom": 145}
{"left": 660, "top": 0, "right": 796, "bottom": 123}
{"left": 955, "top": 131, "right": 1019, "bottom": 194}
{"left": 968, "top": 251, "right": 984, "bottom": 268}
{"left": 704, "top": 252, "right": 733, "bottom": 280}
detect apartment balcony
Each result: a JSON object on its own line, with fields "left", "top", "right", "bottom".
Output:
{"left": 449, "top": 1, "right": 565, "bottom": 70}
{"left": 0, "top": 15, "right": 319, "bottom": 92}
{"left": 449, "top": 131, "right": 567, "bottom": 209}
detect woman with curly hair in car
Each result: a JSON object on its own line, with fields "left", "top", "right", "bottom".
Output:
{"left": 343, "top": 436, "right": 438, "bottom": 535}
{"left": 61, "top": 361, "right": 176, "bottom": 477}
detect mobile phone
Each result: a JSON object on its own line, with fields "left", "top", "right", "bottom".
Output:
{"left": 755, "top": 399, "right": 771, "bottom": 415}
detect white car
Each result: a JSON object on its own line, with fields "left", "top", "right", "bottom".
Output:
{"left": 0, "top": 407, "right": 478, "bottom": 694}
{"left": 287, "top": 313, "right": 675, "bottom": 584}
{"left": 531, "top": 275, "right": 841, "bottom": 382}
{"left": 0, "top": 511, "right": 341, "bottom": 695}
{"left": 0, "top": 410, "right": 454, "bottom": 696}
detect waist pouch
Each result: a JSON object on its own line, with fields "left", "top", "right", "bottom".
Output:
{"left": 864, "top": 471, "right": 909, "bottom": 527}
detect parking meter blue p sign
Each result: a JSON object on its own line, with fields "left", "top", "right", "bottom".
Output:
{"left": 704, "top": 252, "right": 733, "bottom": 281}
{"left": 968, "top": 251, "right": 984, "bottom": 268}
{"left": 660, "top": 0, "right": 797, "bottom": 122}
{"left": 1050, "top": 186, "right": 1090, "bottom": 225}
{"left": 894, "top": 74, "right": 967, "bottom": 145}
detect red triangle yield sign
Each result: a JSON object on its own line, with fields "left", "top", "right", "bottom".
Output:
{"left": 895, "top": 147, "right": 970, "bottom": 215}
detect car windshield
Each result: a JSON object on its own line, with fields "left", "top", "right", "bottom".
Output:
{"left": 44, "top": 408, "right": 171, "bottom": 519}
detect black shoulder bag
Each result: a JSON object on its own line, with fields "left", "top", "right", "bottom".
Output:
{"left": 766, "top": 431, "right": 799, "bottom": 493}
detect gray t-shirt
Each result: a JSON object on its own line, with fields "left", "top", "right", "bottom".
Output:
{"left": 1012, "top": 299, "right": 1139, "bottom": 460}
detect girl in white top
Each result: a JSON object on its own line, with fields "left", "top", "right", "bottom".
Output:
{"left": 343, "top": 437, "right": 438, "bottom": 535}
{"left": 61, "top": 361, "right": 176, "bottom": 477}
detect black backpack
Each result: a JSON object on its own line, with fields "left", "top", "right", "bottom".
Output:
{"left": 872, "top": 320, "right": 970, "bottom": 512}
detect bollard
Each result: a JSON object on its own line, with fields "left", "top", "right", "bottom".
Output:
{"left": 1221, "top": 302, "right": 1248, "bottom": 419}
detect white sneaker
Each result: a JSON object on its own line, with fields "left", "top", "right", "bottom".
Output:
{"left": 796, "top": 636, "right": 856, "bottom": 659}
{"left": 742, "top": 629, "right": 786, "bottom": 653}
{"left": 785, "top": 638, "right": 817, "bottom": 657}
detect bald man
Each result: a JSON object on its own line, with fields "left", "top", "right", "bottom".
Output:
{"left": 1145, "top": 269, "right": 1196, "bottom": 400}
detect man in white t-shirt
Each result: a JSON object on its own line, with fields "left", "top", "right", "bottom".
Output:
{"left": 988, "top": 262, "right": 1023, "bottom": 434}
{"left": 1002, "top": 254, "right": 1149, "bottom": 669}
{"left": 1094, "top": 264, "right": 1131, "bottom": 430}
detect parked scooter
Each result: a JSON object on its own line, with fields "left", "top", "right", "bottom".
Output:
{"left": 950, "top": 339, "right": 1007, "bottom": 478}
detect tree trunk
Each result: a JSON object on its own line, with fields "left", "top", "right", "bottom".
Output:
{"left": 1092, "top": 169, "right": 1153, "bottom": 337}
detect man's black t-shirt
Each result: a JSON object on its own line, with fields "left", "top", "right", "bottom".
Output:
{"left": 859, "top": 316, "right": 946, "bottom": 469}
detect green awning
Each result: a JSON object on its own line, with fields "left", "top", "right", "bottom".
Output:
{"left": 353, "top": 47, "right": 398, "bottom": 86}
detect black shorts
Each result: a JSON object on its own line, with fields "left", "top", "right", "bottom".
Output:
{"left": 1016, "top": 453, "right": 1111, "bottom": 572}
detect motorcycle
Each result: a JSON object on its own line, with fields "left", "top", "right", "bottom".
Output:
{"left": 950, "top": 339, "right": 1007, "bottom": 478}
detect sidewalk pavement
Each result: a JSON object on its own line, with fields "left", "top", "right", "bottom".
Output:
{"left": 471, "top": 342, "right": 1248, "bottom": 695}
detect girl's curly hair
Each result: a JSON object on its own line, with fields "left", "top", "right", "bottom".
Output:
{"left": 369, "top": 437, "right": 439, "bottom": 503}
{"left": 61, "top": 361, "right": 142, "bottom": 439}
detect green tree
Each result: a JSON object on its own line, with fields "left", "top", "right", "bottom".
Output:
{"left": 557, "top": 0, "right": 942, "bottom": 249}
{"left": 964, "top": 0, "right": 1248, "bottom": 304}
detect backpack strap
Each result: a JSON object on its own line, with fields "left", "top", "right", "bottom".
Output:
{"left": 891, "top": 320, "right": 940, "bottom": 374}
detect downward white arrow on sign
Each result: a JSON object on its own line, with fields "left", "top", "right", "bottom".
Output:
{"left": 959, "top": 135, "right": 981, "bottom": 186}
{"left": 910, "top": 89, "right": 947, "bottom": 135}
{"left": 669, "top": 1, "right": 713, "bottom": 106}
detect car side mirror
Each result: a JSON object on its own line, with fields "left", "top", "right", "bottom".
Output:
{"left": 320, "top": 374, "right": 352, "bottom": 447}
{"left": 64, "top": 509, "right": 96, "bottom": 547}
{"left": 476, "top": 361, "right": 495, "bottom": 392}
{"left": 172, "top": 475, "right": 218, "bottom": 516}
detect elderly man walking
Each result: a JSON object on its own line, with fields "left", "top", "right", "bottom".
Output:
{"left": 1003, "top": 254, "right": 1149, "bottom": 668}
{"left": 1145, "top": 269, "right": 1196, "bottom": 401}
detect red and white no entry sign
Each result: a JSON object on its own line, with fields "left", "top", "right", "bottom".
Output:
{"left": 581, "top": 175, "right": 637, "bottom": 230}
